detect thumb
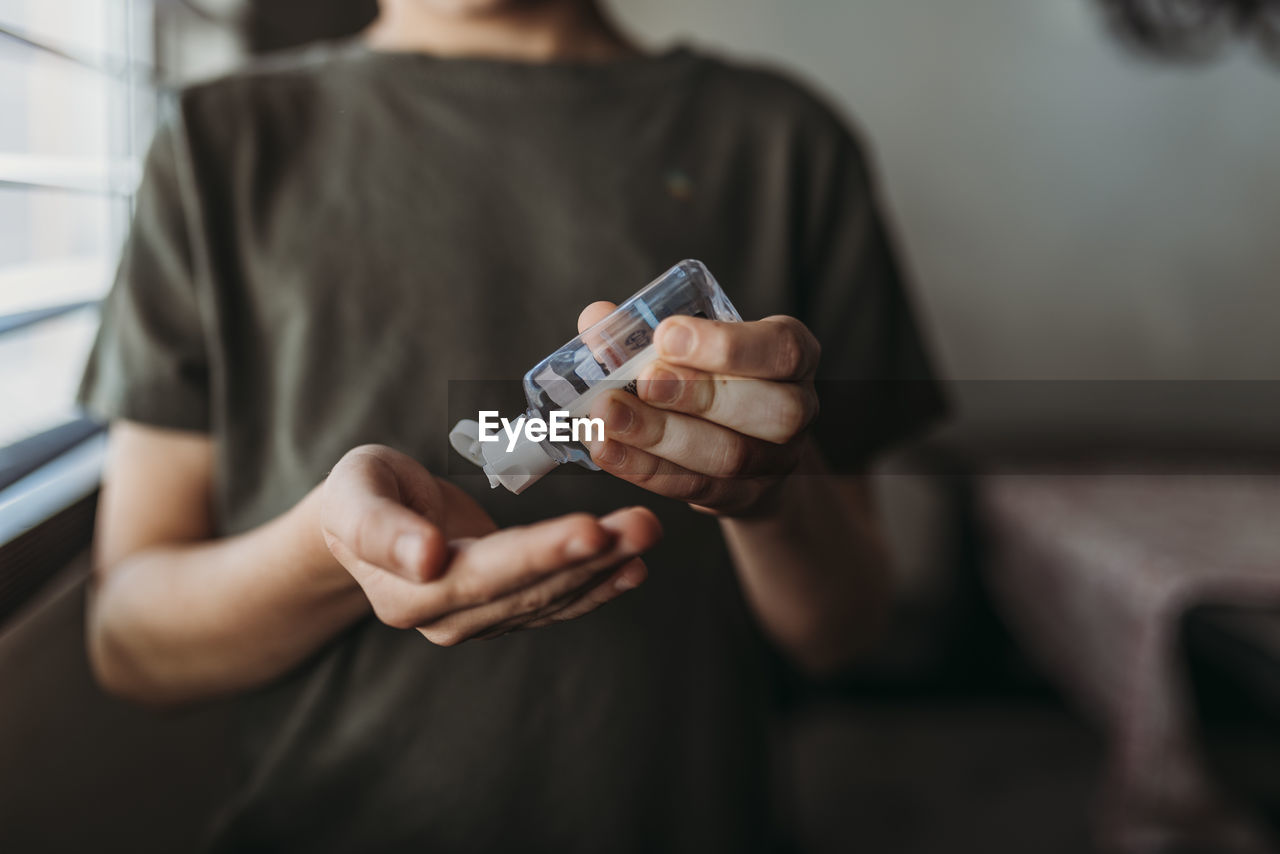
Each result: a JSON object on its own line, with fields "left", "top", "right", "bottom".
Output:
{"left": 323, "top": 447, "right": 447, "bottom": 582}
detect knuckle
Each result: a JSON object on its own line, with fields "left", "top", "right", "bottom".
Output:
{"left": 777, "top": 386, "right": 814, "bottom": 437}
{"left": 779, "top": 397, "right": 805, "bottom": 437}
{"left": 447, "top": 575, "right": 485, "bottom": 609}
{"left": 434, "top": 562, "right": 479, "bottom": 609}
{"left": 684, "top": 475, "right": 720, "bottom": 505}
{"left": 779, "top": 318, "right": 819, "bottom": 376}
{"left": 717, "top": 438, "right": 753, "bottom": 477}
{"left": 351, "top": 512, "right": 379, "bottom": 561}
{"left": 518, "top": 585, "right": 554, "bottom": 614}
{"left": 774, "top": 330, "right": 805, "bottom": 377}
{"left": 709, "top": 326, "right": 736, "bottom": 368}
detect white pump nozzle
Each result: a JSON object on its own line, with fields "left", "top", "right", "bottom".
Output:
{"left": 449, "top": 419, "right": 558, "bottom": 495}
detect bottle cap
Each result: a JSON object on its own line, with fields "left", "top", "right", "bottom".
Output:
{"left": 481, "top": 433, "right": 559, "bottom": 494}
{"left": 448, "top": 418, "right": 558, "bottom": 495}
{"left": 449, "top": 419, "right": 486, "bottom": 466}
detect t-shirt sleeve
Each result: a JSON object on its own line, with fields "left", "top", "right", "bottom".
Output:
{"left": 797, "top": 124, "right": 947, "bottom": 472}
{"left": 77, "top": 121, "right": 211, "bottom": 432}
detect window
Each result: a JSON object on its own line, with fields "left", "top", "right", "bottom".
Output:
{"left": 0, "top": 0, "right": 155, "bottom": 536}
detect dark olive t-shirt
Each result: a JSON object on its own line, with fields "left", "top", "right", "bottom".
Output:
{"left": 79, "top": 43, "right": 943, "bottom": 852}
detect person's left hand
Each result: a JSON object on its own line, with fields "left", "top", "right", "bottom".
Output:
{"left": 578, "top": 302, "right": 820, "bottom": 517}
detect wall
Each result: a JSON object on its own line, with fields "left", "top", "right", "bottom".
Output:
{"left": 606, "top": 0, "right": 1280, "bottom": 391}
{"left": 169, "top": 0, "right": 1280, "bottom": 440}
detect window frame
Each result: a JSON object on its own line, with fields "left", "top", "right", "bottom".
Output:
{"left": 0, "top": 1, "right": 166, "bottom": 620}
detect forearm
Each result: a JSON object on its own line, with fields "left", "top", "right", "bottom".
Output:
{"left": 88, "top": 485, "right": 369, "bottom": 705}
{"left": 720, "top": 446, "right": 891, "bottom": 674}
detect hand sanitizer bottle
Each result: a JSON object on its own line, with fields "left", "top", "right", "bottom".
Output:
{"left": 450, "top": 259, "right": 741, "bottom": 493}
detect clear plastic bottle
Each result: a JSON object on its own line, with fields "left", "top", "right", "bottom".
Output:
{"left": 450, "top": 259, "right": 741, "bottom": 493}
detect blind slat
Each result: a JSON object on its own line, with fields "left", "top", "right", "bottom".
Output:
{"left": 0, "top": 154, "right": 140, "bottom": 197}
{"left": 0, "top": 301, "right": 100, "bottom": 338}
{"left": 0, "top": 21, "right": 158, "bottom": 87}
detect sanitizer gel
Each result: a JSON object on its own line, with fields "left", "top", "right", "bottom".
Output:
{"left": 450, "top": 259, "right": 742, "bottom": 493}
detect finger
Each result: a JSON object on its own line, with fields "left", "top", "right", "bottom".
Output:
{"left": 332, "top": 546, "right": 451, "bottom": 630}
{"left": 435, "top": 555, "right": 634, "bottom": 642}
{"left": 322, "top": 448, "right": 447, "bottom": 582}
{"left": 586, "top": 436, "right": 775, "bottom": 513}
{"left": 576, "top": 301, "right": 626, "bottom": 371}
{"left": 577, "top": 301, "right": 618, "bottom": 334}
{"left": 635, "top": 362, "right": 819, "bottom": 444}
{"left": 654, "top": 315, "right": 820, "bottom": 381}
{"left": 589, "top": 389, "right": 800, "bottom": 479}
{"left": 435, "top": 513, "right": 613, "bottom": 608}
{"left": 418, "top": 558, "right": 609, "bottom": 645}
{"left": 597, "top": 503, "right": 663, "bottom": 553}
{"left": 523, "top": 558, "right": 648, "bottom": 629}
{"left": 354, "top": 517, "right": 609, "bottom": 633}
{"left": 418, "top": 508, "right": 661, "bottom": 644}
{"left": 361, "top": 507, "right": 657, "bottom": 634}
{"left": 467, "top": 562, "right": 622, "bottom": 639}
{"left": 438, "top": 506, "right": 661, "bottom": 610}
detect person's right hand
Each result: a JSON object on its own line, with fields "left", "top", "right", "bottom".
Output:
{"left": 319, "top": 445, "right": 660, "bottom": 645}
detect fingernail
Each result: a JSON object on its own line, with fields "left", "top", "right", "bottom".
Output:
{"left": 394, "top": 534, "right": 424, "bottom": 573}
{"left": 604, "top": 398, "right": 634, "bottom": 434}
{"left": 658, "top": 322, "right": 693, "bottom": 358}
{"left": 566, "top": 535, "right": 605, "bottom": 561}
{"left": 593, "top": 440, "right": 626, "bottom": 467}
{"left": 615, "top": 575, "right": 639, "bottom": 592}
{"left": 641, "top": 367, "right": 680, "bottom": 404}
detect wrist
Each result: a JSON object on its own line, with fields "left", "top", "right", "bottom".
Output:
{"left": 716, "top": 476, "right": 793, "bottom": 529}
{"left": 717, "top": 440, "right": 824, "bottom": 526}
{"left": 290, "top": 484, "right": 363, "bottom": 598}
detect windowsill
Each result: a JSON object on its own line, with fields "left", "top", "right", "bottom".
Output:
{"left": 0, "top": 432, "right": 105, "bottom": 547}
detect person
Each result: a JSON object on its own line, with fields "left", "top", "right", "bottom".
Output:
{"left": 78, "top": 0, "right": 944, "bottom": 849}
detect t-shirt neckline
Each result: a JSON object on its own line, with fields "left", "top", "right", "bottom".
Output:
{"left": 349, "top": 40, "right": 700, "bottom": 92}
